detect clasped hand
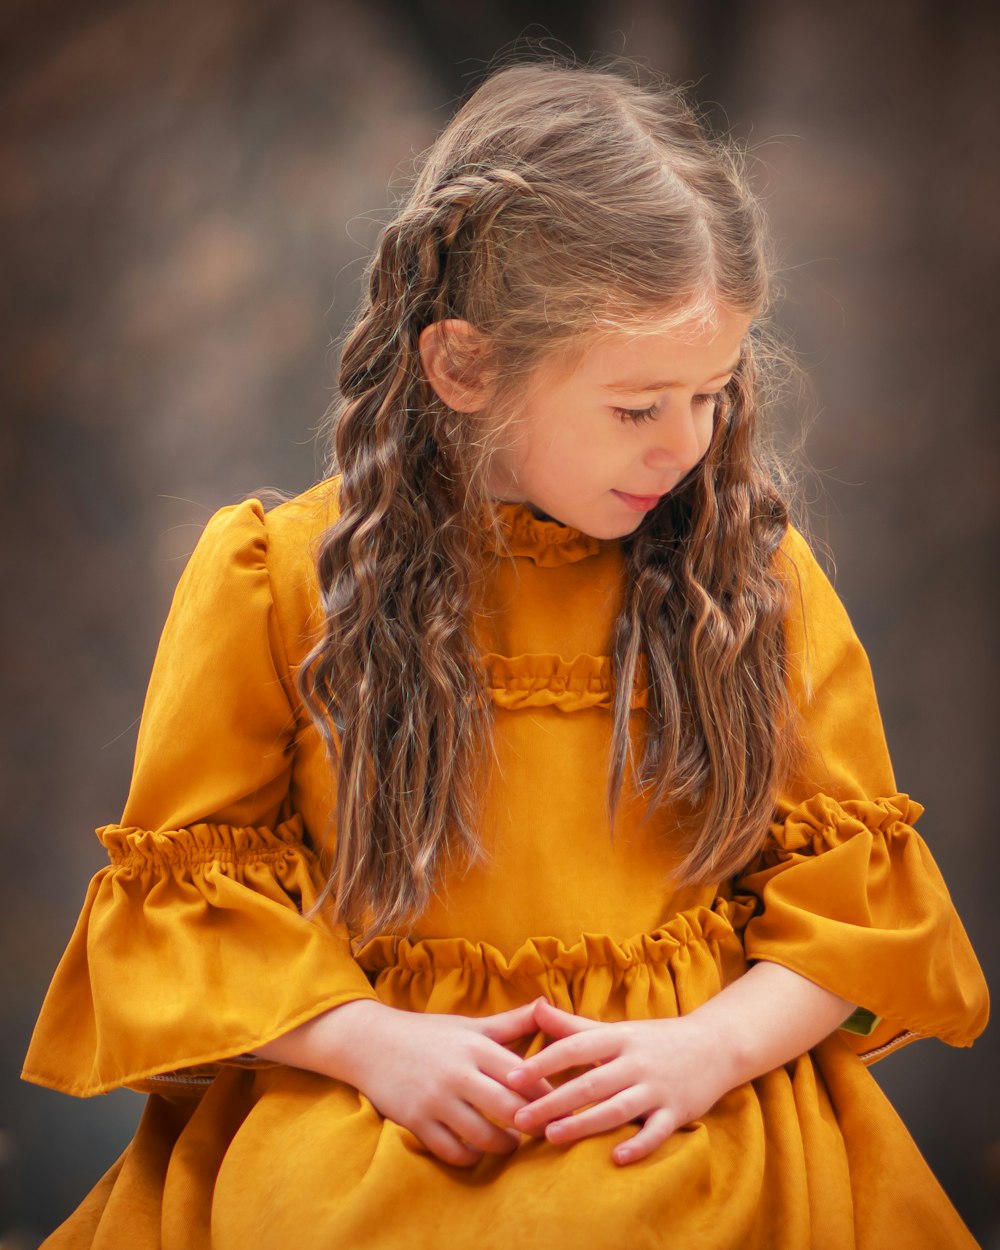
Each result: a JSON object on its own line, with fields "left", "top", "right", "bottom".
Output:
{"left": 336, "top": 996, "right": 734, "bottom": 1169}
{"left": 507, "top": 999, "right": 735, "bottom": 1165}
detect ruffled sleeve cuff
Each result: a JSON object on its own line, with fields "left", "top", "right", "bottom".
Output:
{"left": 733, "top": 792, "right": 990, "bottom": 1064}
{"left": 21, "top": 816, "right": 378, "bottom": 1097}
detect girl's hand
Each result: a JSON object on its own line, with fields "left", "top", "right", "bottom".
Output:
{"left": 506, "top": 999, "right": 737, "bottom": 1166}
{"left": 275, "top": 997, "right": 552, "bottom": 1169}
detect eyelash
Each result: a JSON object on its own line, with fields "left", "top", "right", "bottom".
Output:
{"left": 613, "top": 391, "right": 726, "bottom": 425}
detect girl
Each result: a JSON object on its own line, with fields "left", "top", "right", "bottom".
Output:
{"left": 24, "top": 56, "right": 989, "bottom": 1249}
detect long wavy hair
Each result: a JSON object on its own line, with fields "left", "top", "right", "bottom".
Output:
{"left": 300, "top": 54, "right": 806, "bottom": 938}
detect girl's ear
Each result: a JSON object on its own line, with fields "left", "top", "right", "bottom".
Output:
{"left": 418, "top": 319, "right": 494, "bottom": 412}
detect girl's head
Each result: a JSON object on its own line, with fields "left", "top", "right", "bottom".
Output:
{"left": 308, "top": 56, "right": 800, "bottom": 937}
{"left": 335, "top": 57, "right": 774, "bottom": 541}
{"left": 420, "top": 308, "right": 750, "bottom": 541}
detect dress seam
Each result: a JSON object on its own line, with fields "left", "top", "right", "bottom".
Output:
{"left": 858, "top": 1029, "right": 922, "bottom": 1063}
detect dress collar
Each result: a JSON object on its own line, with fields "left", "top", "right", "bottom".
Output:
{"left": 487, "top": 501, "right": 606, "bottom": 567}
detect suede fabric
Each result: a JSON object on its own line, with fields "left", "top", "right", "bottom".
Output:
{"left": 24, "top": 477, "right": 988, "bottom": 1248}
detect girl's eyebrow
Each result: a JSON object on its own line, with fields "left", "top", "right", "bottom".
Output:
{"left": 601, "top": 354, "right": 742, "bottom": 393}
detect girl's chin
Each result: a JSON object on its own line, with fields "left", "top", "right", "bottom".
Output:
{"left": 506, "top": 496, "right": 647, "bottom": 541}
{"left": 576, "top": 515, "right": 646, "bottom": 542}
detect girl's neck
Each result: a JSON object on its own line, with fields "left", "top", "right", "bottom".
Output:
{"left": 495, "top": 497, "right": 557, "bottom": 524}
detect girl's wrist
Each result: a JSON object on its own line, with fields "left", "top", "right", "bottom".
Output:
{"left": 687, "top": 962, "right": 856, "bottom": 1089}
{"left": 253, "top": 997, "right": 388, "bottom": 1082}
{"left": 311, "top": 997, "right": 390, "bottom": 1084}
{"left": 672, "top": 1010, "right": 749, "bottom": 1096}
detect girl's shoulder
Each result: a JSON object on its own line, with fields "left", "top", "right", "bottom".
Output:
{"left": 251, "top": 476, "right": 344, "bottom": 662}
{"left": 775, "top": 521, "right": 825, "bottom": 584}
{"left": 190, "top": 476, "right": 343, "bottom": 569}
{"left": 260, "top": 474, "right": 342, "bottom": 558}
{"left": 175, "top": 477, "right": 344, "bottom": 673}
{"left": 773, "top": 521, "right": 871, "bottom": 708}
{"left": 775, "top": 520, "right": 850, "bottom": 617}
{"left": 774, "top": 521, "right": 847, "bottom": 624}
{"left": 186, "top": 475, "right": 342, "bottom": 591}
{"left": 262, "top": 475, "right": 343, "bottom": 545}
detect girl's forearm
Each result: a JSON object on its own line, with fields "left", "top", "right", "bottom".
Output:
{"left": 252, "top": 998, "right": 384, "bottom": 1080}
{"left": 690, "top": 960, "right": 856, "bottom": 1088}
{"left": 253, "top": 961, "right": 854, "bottom": 1094}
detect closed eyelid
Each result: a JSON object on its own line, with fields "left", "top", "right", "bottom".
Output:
{"left": 602, "top": 380, "right": 735, "bottom": 410}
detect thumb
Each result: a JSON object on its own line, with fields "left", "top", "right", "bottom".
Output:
{"left": 533, "top": 998, "right": 601, "bottom": 1039}
{"left": 475, "top": 998, "right": 547, "bottom": 1044}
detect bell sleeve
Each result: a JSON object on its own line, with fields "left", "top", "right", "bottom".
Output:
{"left": 732, "top": 526, "right": 989, "bottom": 1064}
{"left": 22, "top": 498, "right": 379, "bottom": 1098}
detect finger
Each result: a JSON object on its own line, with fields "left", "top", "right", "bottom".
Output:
{"left": 475, "top": 1040, "right": 555, "bottom": 1102}
{"left": 512, "top": 1061, "right": 630, "bottom": 1133}
{"left": 459, "top": 1069, "right": 532, "bottom": 1129}
{"left": 475, "top": 998, "right": 547, "bottom": 1045}
{"left": 510, "top": 1073, "right": 555, "bottom": 1101}
{"left": 533, "top": 999, "right": 602, "bottom": 1039}
{"left": 508, "top": 1030, "right": 620, "bottom": 1087}
{"left": 420, "top": 1121, "right": 485, "bottom": 1169}
{"left": 444, "top": 1100, "right": 521, "bottom": 1155}
{"left": 545, "top": 1088, "right": 649, "bottom": 1146}
{"left": 612, "top": 1108, "right": 677, "bottom": 1166}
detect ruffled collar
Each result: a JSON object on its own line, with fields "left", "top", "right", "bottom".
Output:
{"left": 488, "top": 501, "right": 606, "bottom": 567}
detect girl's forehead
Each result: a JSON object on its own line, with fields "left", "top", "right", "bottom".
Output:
{"left": 574, "top": 310, "right": 751, "bottom": 378}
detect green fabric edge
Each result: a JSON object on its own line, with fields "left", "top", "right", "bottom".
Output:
{"left": 838, "top": 1006, "right": 881, "bottom": 1037}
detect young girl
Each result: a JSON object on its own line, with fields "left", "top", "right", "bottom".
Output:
{"left": 25, "top": 56, "right": 989, "bottom": 1249}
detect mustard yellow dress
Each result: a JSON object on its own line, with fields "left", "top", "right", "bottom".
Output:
{"left": 24, "top": 478, "right": 989, "bottom": 1249}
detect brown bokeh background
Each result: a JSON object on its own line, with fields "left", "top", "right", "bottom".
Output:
{"left": 2, "top": 2, "right": 997, "bottom": 1245}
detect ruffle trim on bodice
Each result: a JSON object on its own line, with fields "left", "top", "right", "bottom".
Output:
{"left": 355, "top": 894, "right": 758, "bottom": 1020}
{"left": 481, "top": 652, "right": 649, "bottom": 711}
{"left": 487, "top": 502, "right": 606, "bottom": 566}
{"left": 358, "top": 894, "right": 757, "bottom": 978}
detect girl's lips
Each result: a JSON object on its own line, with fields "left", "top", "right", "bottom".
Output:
{"left": 612, "top": 489, "right": 663, "bottom": 512}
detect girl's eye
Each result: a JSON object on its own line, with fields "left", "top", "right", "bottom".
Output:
{"left": 613, "top": 403, "right": 660, "bottom": 424}
{"left": 613, "top": 391, "right": 725, "bottom": 425}
{"left": 693, "top": 390, "right": 725, "bottom": 408}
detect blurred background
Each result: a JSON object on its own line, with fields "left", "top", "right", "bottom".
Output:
{"left": 2, "top": 0, "right": 997, "bottom": 1244}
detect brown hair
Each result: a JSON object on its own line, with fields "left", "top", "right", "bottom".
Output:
{"left": 301, "top": 53, "right": 804, "bottom": 937}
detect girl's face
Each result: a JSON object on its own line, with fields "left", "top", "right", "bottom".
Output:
{"left": 487, "top": 306, "right": 750, "bottom": 540}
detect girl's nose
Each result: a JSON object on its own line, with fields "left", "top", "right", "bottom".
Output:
{"left": 643, "top": 405, "right": 707, "bottom": 473}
